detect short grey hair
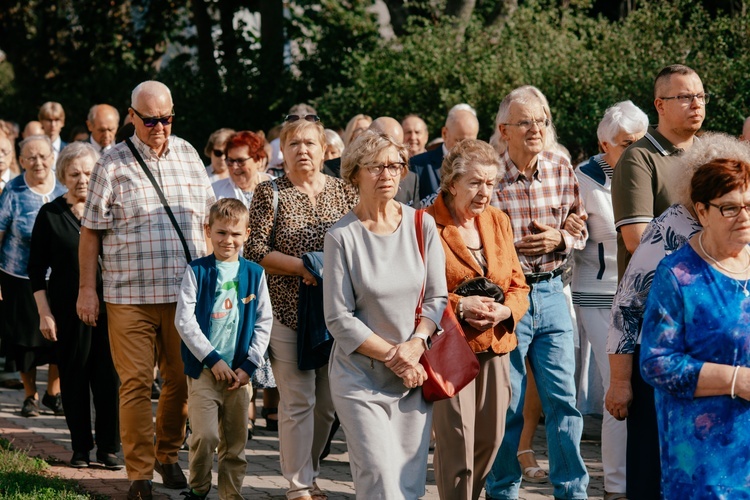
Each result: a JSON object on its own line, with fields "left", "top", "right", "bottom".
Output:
{"left": 131, "top": 81, "right": 173, "bottom": 108}
{"left": 674, "top": 132, "right": 750, "bottom": 208}
{"left": 596, "top": 100, "right": 649, "bottom": 146}
{"left": 340, "top": 130, "right": 408, "bottom": 188}
{"left": 288, "top": 103, "right": 317, "bottom": 116}
{"left": 324, "top": 129, "right": 345, "bottom": 154}
{"left": 440, "top": 139, "right": 500, "bottom": 203}
{"left": 56, "top": 141, "right": 100, "bottom": 184}
{"left": 490, "top": 85, "right": 558, "bottom": 155}
{"left": 19, "top": 135, "right": 53, "bottom": 156}
{"left": 447, "top": 103, "right": 477, "bottom": 118}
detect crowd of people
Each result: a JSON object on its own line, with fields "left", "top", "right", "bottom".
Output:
{"left": 0, "top": 64, "right": 748, "bottom": 500}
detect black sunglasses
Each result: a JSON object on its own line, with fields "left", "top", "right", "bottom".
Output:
{"left": 212, "top": 149, "right": 225, "bottom": 158}
{"left": 284, "top": 114, "right": 320, "bottom": 123}
{"left": 131, "top": 107, "right": 175, "bottom": 128}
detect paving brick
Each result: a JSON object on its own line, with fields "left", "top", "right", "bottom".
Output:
{"left": 0, "top": 365, "right": 606, "bottom": 499}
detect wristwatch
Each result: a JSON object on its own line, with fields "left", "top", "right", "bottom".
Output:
{"left": 413, "top": 332, "right": 432, "bottom": 351}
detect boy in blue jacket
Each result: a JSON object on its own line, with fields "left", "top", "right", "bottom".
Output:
{"left": 175, "top": 198, "right": 272, "bottom": 499}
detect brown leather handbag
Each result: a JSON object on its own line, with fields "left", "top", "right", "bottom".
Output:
{"left": 414, "top": 210, "right": 479, "bottom": 402}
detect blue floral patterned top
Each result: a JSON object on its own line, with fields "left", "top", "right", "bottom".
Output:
{"left": 607, "top": 204, "right": 702, "bottom": 354}
{"left": 0, "top": 175, "right": 66, "bottom": 278}
{"left": 641, "top": 242, "right": 750, "bottom": 498}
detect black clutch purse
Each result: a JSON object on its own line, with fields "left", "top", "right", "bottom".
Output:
{"left": 453, "top": 276, "right": 505, "bottom": 304}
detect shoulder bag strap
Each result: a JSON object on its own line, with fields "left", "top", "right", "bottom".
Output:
{"left": 125, "top": 138, "right": 192, "bottom": 262}
{"left": 414, "top": 209, "right": 426, "bottom": 326}
{"left": 269, "top": 179, "right": 279, "bottom": 248}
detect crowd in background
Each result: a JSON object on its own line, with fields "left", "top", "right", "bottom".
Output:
{"left": 0, "top": 63, "right": 749, "bottom": 500}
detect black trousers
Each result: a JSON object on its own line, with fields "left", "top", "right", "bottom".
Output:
{"left": 55, "top": 310, "right": 120, "bottom": 454}
{"left": 626, "top": 346, "right": 661, "bottom": 499}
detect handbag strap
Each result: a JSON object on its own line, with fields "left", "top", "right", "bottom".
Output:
{"left": 414, "top": 209, "right": 426, "bottom": 326}
{"left": 269, "top": 179, "right": 279, "bottom": 248}
{"left": 125, "top": 138, "right": 192, "bottom": 262}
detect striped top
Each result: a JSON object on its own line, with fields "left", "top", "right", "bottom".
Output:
{"left": 572, "top": 154, "right": 617, "bottom": 308}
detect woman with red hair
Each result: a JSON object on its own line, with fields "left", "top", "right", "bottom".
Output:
{"left": 212, "top": 131, "right": 274, "bottom": 208}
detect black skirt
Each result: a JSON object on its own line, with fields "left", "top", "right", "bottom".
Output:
{"left": 0, "top": 270, "right": 56, "bottom": 371}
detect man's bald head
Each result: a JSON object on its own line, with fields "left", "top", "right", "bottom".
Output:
{"left": 442, "top": 109, "right": 480, "bottom": 150}
{"left": 369, "top": 117, "right": 404, "bottom": 144}
{"left": 87, "top": 104, "right": 121, "bottom": 149}
{"left": 23, "top": 121, "right": 44, "bottom": 139}
{"left": 741, "top": 116, "right": 750, "bottom": 142}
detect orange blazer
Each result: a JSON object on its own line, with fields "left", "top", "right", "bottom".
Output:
{"left": 427, "top": 193, "right": 529, "bottom": 354}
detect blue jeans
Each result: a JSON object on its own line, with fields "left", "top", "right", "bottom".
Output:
{"left": 485, "top": 276, "right": 589, "bottom": 499}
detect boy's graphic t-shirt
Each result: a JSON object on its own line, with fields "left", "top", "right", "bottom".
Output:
{"left": 208, "top": 260, "right": 241, "bottom": 366}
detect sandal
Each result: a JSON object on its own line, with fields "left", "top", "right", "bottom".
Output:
{"left": 261, "top": 407, "right": 278, "bottom": 432}
{"left": 517, "top": 449, "right": 549, "bottom": 483}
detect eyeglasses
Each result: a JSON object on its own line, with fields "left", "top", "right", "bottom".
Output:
{"left": 22, "top": 153, "right": 52, "bottom": 163}
{"left": 285, "top": 114, "right": 320, "bottom": 123}
{"left": 226, "top": 157, "right": 251, "bottom": 167}
{"left": 212, "top": 149, "right": 225, "bottom": 158}
{"left": 706, "top": 202, "right": 750, "bottom": 218}
{"left": 659, "top": 93, "right": 711, "bottom": 105}
{"left": 365, "top": 162, "right": 406, "bottom": 177}
{"left": 502, "top": 118, "right": 550, "bottom": 130}
{"left": 131, "top": 107, "right": 175, "bottom": 127}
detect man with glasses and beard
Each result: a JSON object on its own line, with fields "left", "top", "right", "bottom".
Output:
{"left": 77, "top": 81, "right": 215, "bottom": 500}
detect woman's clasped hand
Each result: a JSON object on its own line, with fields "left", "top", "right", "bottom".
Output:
{"left": 383, "top": 339, "right": 428, "bottom": 388}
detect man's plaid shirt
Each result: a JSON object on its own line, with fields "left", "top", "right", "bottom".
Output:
{"left": 82, "top": 134, "right": 215, "bottom": 304}
{"left": 491, "top": 149, "right": 588, "bottom": 274}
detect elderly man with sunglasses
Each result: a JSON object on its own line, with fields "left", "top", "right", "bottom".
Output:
{"left": 77, "top": 80, "right": 215, "bottom": 500}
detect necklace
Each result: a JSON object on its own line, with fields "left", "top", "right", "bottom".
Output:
{"left": 699, "top": 232, "right": 750, "bottom": 296}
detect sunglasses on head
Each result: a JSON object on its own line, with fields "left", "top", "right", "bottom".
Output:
{"left": 212, "top": 149, "right": 225, "bottom": 158}
{"left": 131, "top": 107, "right": 175, "bottom": 128}
{"left": 284, "top": 114, "right": 320, "bottom": 123}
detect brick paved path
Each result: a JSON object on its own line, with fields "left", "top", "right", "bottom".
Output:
{"left": 0, "top": 366, "right": 606, "bottom": 499}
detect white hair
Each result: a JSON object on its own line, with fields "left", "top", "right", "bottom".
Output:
{"left": 596, "top": 100, "right": 649, "bottom": 146}
{"left": 324, "top": 129, "right": 345, "bottom": 153}
{"left": 448, "top": 103, "right": 477, "bottom": 118}
{"left": 131, "top": 81, "right": 173, "bottom": 108}
{"left": 489, "top": 85, "right": 558, "bottom": 155}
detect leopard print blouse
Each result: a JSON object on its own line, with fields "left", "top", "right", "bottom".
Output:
{"left": 245, "top": 174, "right": 358, "bottom": 330}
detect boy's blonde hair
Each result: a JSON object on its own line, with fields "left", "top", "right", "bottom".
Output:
{"left": 208, "top": 198, "right": 250, "bottom": 228}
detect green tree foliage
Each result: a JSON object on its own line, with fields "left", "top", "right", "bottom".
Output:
{"left": 0, "top": 0, "right": 748, "bottom": 159}
{"left": 315, "top": 0, "right": 750, "bottom": 160}
{"left": 0, "top": 0, "right": 187, "bottom": 128}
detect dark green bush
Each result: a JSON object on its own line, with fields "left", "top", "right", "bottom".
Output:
{"left": 314, "top": 0, "right": 750, "bottom": 161}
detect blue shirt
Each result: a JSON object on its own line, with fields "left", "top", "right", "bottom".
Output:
{"left": 0, "top": 175, "right": 65, "bottom": 278}
{"left": 641, "top": 243, "right": 750, "bottom": 497}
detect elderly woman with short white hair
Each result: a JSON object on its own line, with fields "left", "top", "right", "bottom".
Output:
{"left": 571, "top": 100, "right": 648, "bottom": 498}
{"left": 28, "top": 142, "right": 122, "bottom": 469}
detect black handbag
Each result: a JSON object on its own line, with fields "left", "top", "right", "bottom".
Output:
{"left": 453, "top": 276, "right": 505, "bottom": 304}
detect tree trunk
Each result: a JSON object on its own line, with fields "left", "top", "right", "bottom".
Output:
{"left": 190, "top": 0, "right": 220, "bottom": 85}
{"left": 485, "top": 0, "right": 518, "bottom": 28}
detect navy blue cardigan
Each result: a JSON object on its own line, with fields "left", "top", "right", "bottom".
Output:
{"left": 181, "top": 254, "right": 265, "bottom": 379}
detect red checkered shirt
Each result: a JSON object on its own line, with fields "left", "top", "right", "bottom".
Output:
{"left": 490, "top": 150, "right": 588, "bottom": 274}
{"left": 82, "top": 134, "right": 216, "bottom": 304}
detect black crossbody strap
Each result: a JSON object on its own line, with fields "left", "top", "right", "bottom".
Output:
{"left": 125, "top": 138, "right": 193, "bottom": 262}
